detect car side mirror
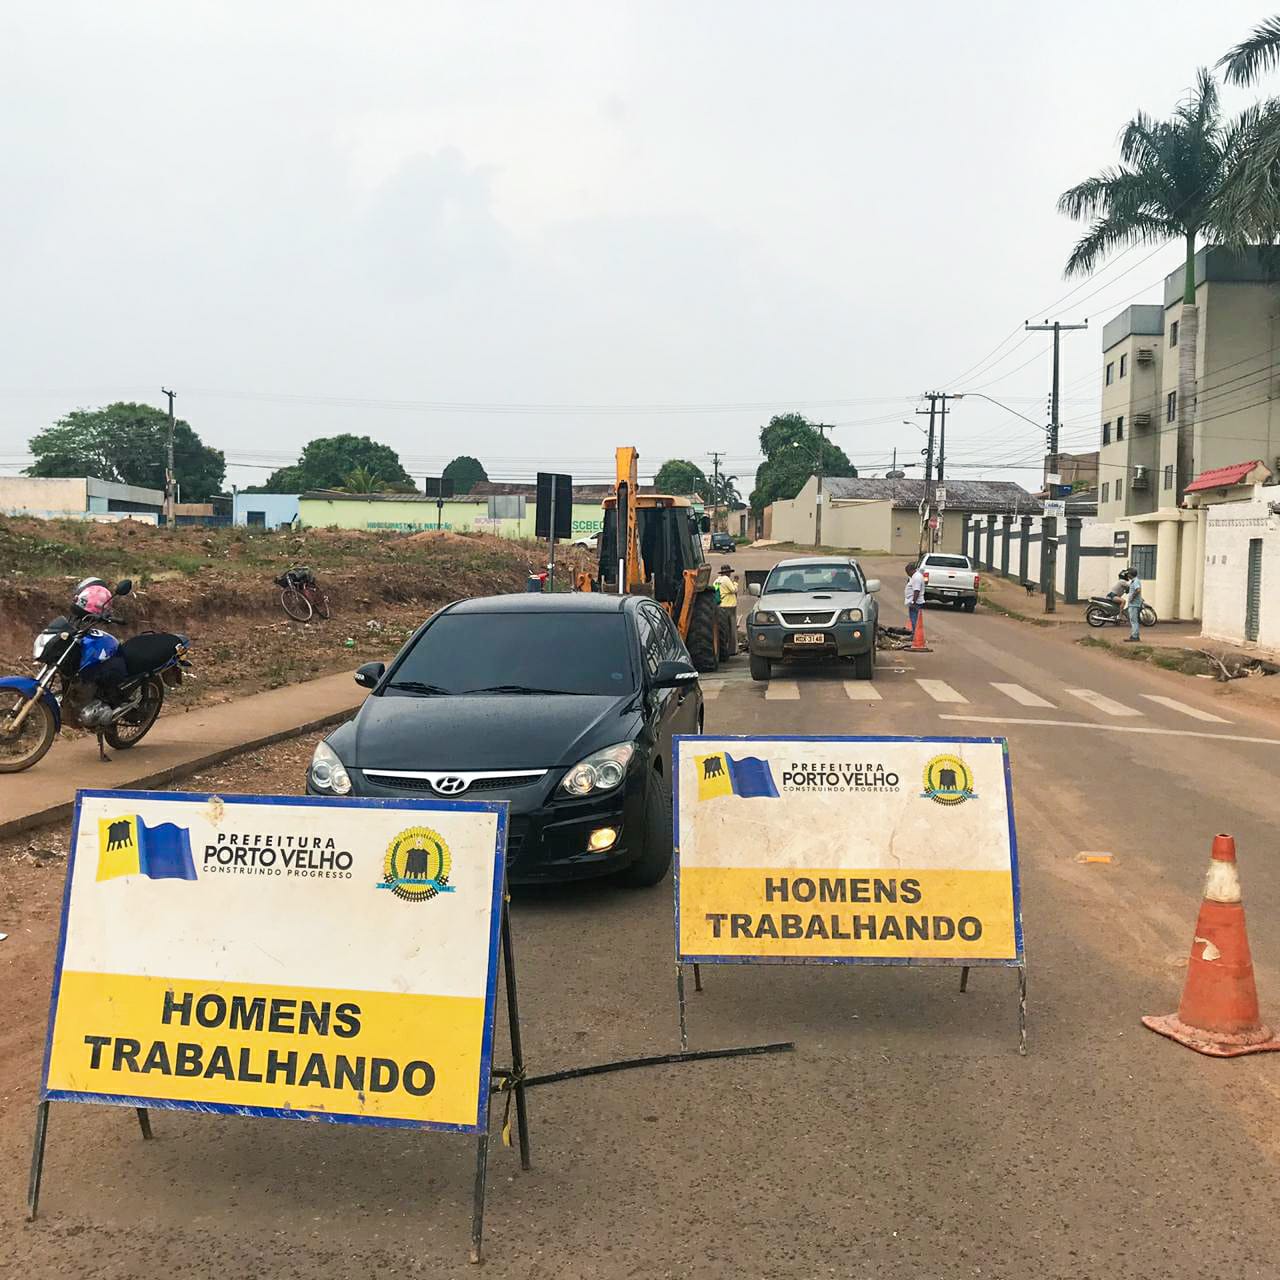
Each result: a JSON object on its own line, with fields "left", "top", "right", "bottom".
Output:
{"left": 651, "top": 659, "right": 699, "bottom": 690}
{"left": 748, "top": 582, "right": 761, "bottom": 596}
{"left": 866, "top": 579, "right": 881, "bottom": 593}
{"left": 354, "top": 661, "right": 385, "bottom": 689}
{"left": 115, "top": 579, "right": 133, "bottom": 596}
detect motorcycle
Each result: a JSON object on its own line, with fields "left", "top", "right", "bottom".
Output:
{"left": 0, "top": 579, "right": 193, "bottom": 772}
{"left": 1085, "top": 594, "right": 1158, "bottom": 630}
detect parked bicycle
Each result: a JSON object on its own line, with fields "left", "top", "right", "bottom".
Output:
{"left": 276, "top": 567, "right": 331, "bottom": 622}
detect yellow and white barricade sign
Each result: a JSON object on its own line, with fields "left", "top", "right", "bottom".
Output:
{"left": 675, "top": 736, "right": 1022, "bottom": 966}
{"left": 41, "top": 789, "right": 508, "bottom": 1133}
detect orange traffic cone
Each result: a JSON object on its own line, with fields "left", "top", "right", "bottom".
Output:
{"left": 910, "top": 609, "right": 931, "bottom": 653}
{"left": 1142, "top": 834, "right": 1280, "bottom": 1057}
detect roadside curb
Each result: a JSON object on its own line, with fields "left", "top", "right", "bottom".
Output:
{"left": 0, "top": 703, "right": 359, "bottom": 841}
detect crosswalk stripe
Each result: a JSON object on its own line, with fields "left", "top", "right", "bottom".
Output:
{"left": 991, "top": 682, "right": 1054, "bottom": 708}
{"left": 916, "top": 679, "right": 968, "bottom": 704}
{"left": 701, "top": 680, "right": 723, "bottom": 701}
{"left": 765, "top": 681, "right": 800, "bottom": 701}
{"left": 1140, "top": 694, "right": 1229, "bottom": 723}
{"left": 1066, "top": 688, "right": 1142, "bottom": 717}
{"left": 844, "top": 682, "right": 883, "bottom": 701}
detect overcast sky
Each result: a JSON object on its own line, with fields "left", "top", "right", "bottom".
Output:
{"left": 1, "top": 1, "right": 1272, "bottom": 494}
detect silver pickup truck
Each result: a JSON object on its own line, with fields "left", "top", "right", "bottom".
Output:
{"left": 745, "top": 556, "right": 881, "bottom": 681}
{"left": 919, "top": 552, "right": 979, "bottom": 611}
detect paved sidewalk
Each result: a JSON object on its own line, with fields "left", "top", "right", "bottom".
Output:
{"left": 0, "top": 671, "right": 367, "bottom": 837}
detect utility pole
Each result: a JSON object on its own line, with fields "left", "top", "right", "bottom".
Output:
{"left": 161, "top": 388, "right": 176, "bottom": 530}
{"left": 916, "top": 395, "right": 938, "bottom": 555}
{"left": 709, "top": 450, "right": 724, "bottom": 535}
{"left": 1024, "top": 320, "right": 1088, "bottom": 613}
{"left": 813, "top": 424, "right": 831, "bottom": 548}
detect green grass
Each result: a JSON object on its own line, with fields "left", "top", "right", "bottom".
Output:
{"left": 1075, "top": 633, "right": 1217, "bottom": 677}
{"left": 978, "top": 598, "right": 1052, "bottom": 628}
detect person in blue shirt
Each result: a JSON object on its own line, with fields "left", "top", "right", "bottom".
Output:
{"left": 1122, "top": 568, "right": 1144, "bottom": 642}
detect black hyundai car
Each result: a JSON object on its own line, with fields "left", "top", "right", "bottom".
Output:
{"left": 307, "top": 593, "right": 703, "bottom": 886}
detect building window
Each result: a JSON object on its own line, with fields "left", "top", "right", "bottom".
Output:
{"left": 1169, "top": 320, "right": 1179, "bottom": 347}
{"left": 1166, "top": 390, "right": 1177, "bottom": 422}
{"left": 1116, "top": 416, "right": 1125, "bottom": 440}
{"left": 1163, "top": 464, "right": 1174, "bottom": 490}
{"left": 1102, "top": 422, "right": 1111, "bottom": 445}
{"left": 1131, "top": 544, "right": 1157, "bottom": 580}
{"left": 1101, "top": 481, "right": 1110, "bottom": 503}
{"left": 1105, "top": 362, "right": 1114, "bottom": 385}
{"left": 1115, "top": 477, "right": 1124, "bottom": 501}
{"left": 1119, "top": 353, "right": 1128, "bottom": 377}
{"left": 247, "top": 510, "right": 266, "bottom": 527}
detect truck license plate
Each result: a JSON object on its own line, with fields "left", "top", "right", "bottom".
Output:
{"left": 793, "top": 633, "right": 825, "bottom": 644}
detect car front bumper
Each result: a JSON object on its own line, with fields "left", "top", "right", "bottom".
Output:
{"left": 306, "top": 766, "right": 649, "bottom": 884}
{"left": 747, "top": 620, "right": 874, "bottom": 659}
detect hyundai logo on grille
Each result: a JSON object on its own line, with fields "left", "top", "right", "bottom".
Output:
{"left": 432, "top": 776, "right": 469, "bottom": 795}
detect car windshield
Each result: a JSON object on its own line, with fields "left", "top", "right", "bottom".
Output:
{"left": 925, "top": 555, "right": 970, "bottom": 569}
{"left": 764, "top": 563, "right": 865, "bottom": 593}
{"left": 386, "top": 612, "right": 634, "bottom": 697}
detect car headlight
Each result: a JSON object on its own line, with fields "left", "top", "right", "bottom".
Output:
{"left": 309, "top": 741, "right": 352, "bottom": 795}
{"left": 559, "top": 742, "right": 635, "bottom": 797}
{"left": 837, "top": 608, "right": 863, "bottom": 622}
{"left": 752, "top": 611, "right": 778, "bottom": 626}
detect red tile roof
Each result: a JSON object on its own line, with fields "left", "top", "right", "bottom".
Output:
{"left": 1184, "top": 460, "right": 1264, "bottom": 493}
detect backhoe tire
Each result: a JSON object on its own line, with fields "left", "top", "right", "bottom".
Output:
{"left": 686, "top": 590, "right": 720, "bottom": 673}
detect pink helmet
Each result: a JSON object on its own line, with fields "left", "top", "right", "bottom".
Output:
{"left": 74, "top": 584, "right": 113, "bottom": 617}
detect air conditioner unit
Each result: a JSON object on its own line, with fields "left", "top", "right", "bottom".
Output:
{"left": 1132, "top": 412, "right": 1152, "bottom": 428}
{"left": 1131, "top": 466, "right": 1150, "bottom": 491}
{"left": 1136, "top": 347, "right": 1154, "bottom": 364}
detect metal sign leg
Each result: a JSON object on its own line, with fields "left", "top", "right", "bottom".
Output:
{"left": 959, "top": 966, "right": 970, "bottom": 993}
{"left": 27, "top": 1101, "right": 50, "bottom": 1221}
{"left": 676, "top": 962, "right": 689, "bottom": 1052}
{"left": 500, "top": 900, "right": 531, "bottom": 1171}
{"left": 469, "top": 1091, "right": 493, "bottom": 1264}
{"left": 693, "top": 963, "right": 703, "bottom": 993}
{"left": 1017, "top": 966, "right": 1028, "bottom": 1057}
{"left": 136, "top": 1108, "right": 153, "bottom": 1139}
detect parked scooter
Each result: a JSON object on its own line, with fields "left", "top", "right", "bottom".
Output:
{"left": 0, "top": 579, "right": 193, "bottom": 771}
{"left": 1085, "top": 595, "right": 1158, "bottom": 629}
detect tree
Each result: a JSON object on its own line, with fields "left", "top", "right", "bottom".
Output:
{"left": 1221, "top": 16, "right": 1280, "bottom": 84}
{"left": 339, "top": 465, "right": 388, "bottom": 493}
{"left": 749, "top": 413, "right": 856, "bottom": 512}
{"left": 1217, "top": 19, "right": 1280, "bottom": 240}
{"left": 654, "top": 458, "right": 708, "bottom": 496}
{"left": 443, "top": 455, "right": 488, "bottom": 494}
{"left": 708, "top": 472, "right": 742, "bottom": 508}
{"left": 1057, "top": 70, "right": 1256, "bottom": 497}
{"left": 259, "top": 434, "right": 412, "bottom": 493}
{"left": 26, "top": 402, "right": 225, "bottom": 500}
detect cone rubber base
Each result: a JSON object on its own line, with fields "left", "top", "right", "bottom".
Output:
{"left": 1141, "top": 1013, "right": 1280, "bottom": 1058}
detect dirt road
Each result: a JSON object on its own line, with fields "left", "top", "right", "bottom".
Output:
{"left": 2, "top": 551, "right": 1278, "bottom": 1278}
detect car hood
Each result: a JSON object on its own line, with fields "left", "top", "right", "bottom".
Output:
{"left": 756, "top": 590, "right": 872, "bottom": 613}
{"left": 344, "top": 692, "right": 641, "bottom": 771}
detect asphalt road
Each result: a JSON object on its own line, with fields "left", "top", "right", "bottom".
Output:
{"left": 5, "top": 546, "right": 1279, "bottom": 1279}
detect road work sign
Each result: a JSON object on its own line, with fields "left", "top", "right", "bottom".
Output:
{"left": 41, "top": 789, "right": 508, "bottom": 1133}
{"left": 674, "top": 736, "right": 1022, "bottom": 965}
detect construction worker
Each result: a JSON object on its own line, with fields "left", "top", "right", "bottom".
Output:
{"left": 713, "top": 563, "right": 738, "bottom": 656}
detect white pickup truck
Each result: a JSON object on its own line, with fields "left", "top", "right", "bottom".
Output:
{"left": 919, "top": 553, "right": 979, "bottom": 612}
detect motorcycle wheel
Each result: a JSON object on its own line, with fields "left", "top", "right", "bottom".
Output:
{"left": 104, "top": 678, "right": 164, "bottom": 750}
{"left": 1140, "top": 605, "right": 1158, "bottom": 627}
{"left": 281, "top": 587, "right": 312, "bottom": 622}
{"left": 1084, "top": 605, "right": 1110, "bottom": 629}
{"left": 0, "top": 694, "right": 58, "bottom": 773}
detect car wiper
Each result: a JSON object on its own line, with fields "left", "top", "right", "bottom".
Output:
{"left": 461, "top": 684, "right": 573, "bottom": 695}
{"left": 385, "top": 681, "right": 453, "bottom": 695}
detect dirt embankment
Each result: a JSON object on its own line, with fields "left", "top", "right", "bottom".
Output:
{"left": 0, "top": 517, "right": 590, "bottom": 706}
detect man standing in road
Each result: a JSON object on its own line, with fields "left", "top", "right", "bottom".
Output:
{"left": 713, "top": 563, "right": 738, "bottom": 656}
{"left": 1123, "top": 567, "right": 1144, "bottom": 642}
{"left": 905, "top": 562, "right": 925, "bottom": 633}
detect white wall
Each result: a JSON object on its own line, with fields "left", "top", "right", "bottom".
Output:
{"left": 0, "top": 477, "right": 88, "bottom": 514}
{"left": 1201, "top": 496, "right": 1280, "bottom": 649}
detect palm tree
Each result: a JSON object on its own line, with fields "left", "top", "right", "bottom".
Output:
{"left": 1057, "top": 70, "right": 1256, "bottom": 497}
{"left": 710, "top": 473, "right": 741, "bottom": 508}
{"left": 1217, "top": 19, "right": 1280, "bottom": 240}
{"left": 339, "top": 464, "right": 387, "bottom": 494}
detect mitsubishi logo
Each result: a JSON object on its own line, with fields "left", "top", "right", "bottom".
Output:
{"left": 803, "top": 615, "right": 812, "bottom": 624}
{"left": 432, "top": 776, "right": 469, "bottom": 795}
